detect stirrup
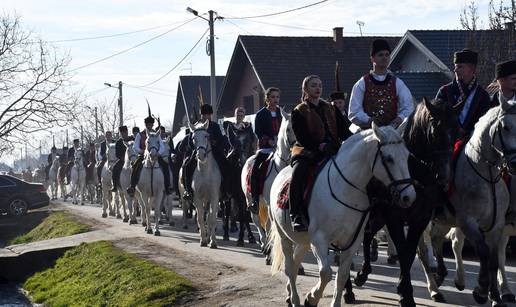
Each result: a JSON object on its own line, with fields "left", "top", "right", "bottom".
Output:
{"left": 183, "top": 191, "right": 193, "bottom": 201}
{"left": 291, "top": 215, "right": 308, "bottom": 232}
{"left": 249, "top": 200, "right": 259, "bottom": 214}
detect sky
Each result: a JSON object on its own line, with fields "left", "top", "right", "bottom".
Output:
{"left": 2, "top": 0, "right": 493, "bottom": 165}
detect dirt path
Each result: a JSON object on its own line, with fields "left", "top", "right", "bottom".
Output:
{"left": 54, "top": 201, "right": 516, "bottom": 306}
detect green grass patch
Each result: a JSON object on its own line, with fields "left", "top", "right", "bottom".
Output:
{"left": 24, "top": 241, "right": 194, "bottom": 306}
{"left": 8, "top": 211, "right": 90, "bottom": 245}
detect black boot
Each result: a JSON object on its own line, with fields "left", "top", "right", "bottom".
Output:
{"left": 291, "top": 214, "right": 308, "bottom": 232}
{"left": 289, "top": 158, "right": 310, "bottom": 232}
{"left": 249, "top": 196, "right": 259, "bottom": 214}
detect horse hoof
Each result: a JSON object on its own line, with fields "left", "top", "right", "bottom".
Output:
{"left": 123, "top": 217, "right": 129, "bottom": 223}
{"left": 248, "top": 236, "right": 256, "bottom": 244}
{"left": 493, "top": 302, "right": 507, "bottom": 307}
{"left": 354, "top": 271, "right": 368, "bottom": 287}
{"left": 399, "top": 299, "right": 416, "bottom": 307}
{"left": 304, "top": 298, "right": 317, "bottom": 307}
{"left": 146, "top": 228, "right": 153, "bottom": 234}
{"left": 200, "top": 242, "right": 208, "bottom": 247}
{"left": 81, "top": 202, "right": 84, "bottom": 206}
{"left": 502, "top": 294, "right": 516, "bottom": 303}
{"left": 169, "top": 221, "right": 175, "bottom": 227}
{"left": 298, "top": 267, "right": 305, "bottom": 276}
{"left": 454, "top": 280, "right": 465, "bottom": 291}
{"left": 435, "top": 273, "right": 445, "bottom": 288}
{"left": 473, "top": 288, "right": 488, "bottom": 305}
{"left": 154, "top": 231, "right": 160, "bottom": 236}
{"left": 182, "top": 224, "right": 188, "bottom": 230}
{"left": 223, "top": 235, "right": 230, "bottom": 241}
{"left": 116, "top": 214, "right": 122, "bottom": 219}
{"left": 286, "top": 297, "right": 291, "bottom": 306}
{"left": 101, "top": 213, "right": 107, "bottom": 218}
{"left": 432, "top": 292, "right": 446, "bottom": 303}
{"left": 344, "top": 291, "right": 356, "bottom": 304}
{"left": 142, "top": 222, "right": 147, "bottom": 227}
{"left": 210, "top": 243, "right": 218, "bottom": 249}
{"left": 236, "top": 240, "right": 244, "bottom": 247}
{"left": 265, "top": 258, "right": 272, "bottom": 266}
{"left": 129, "top": 220, "right": 137, "bottom": 225}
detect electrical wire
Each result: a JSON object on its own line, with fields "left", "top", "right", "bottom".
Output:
{"left": 227, "top": 0, "right": 328, "bottom": 19}
{"left": 130, "top": 27, "right": 210, "bottom": 88}
{"left": 69, "top": 17, "right": 197, "bottom": 72}
{"left": 224, "top": 19, "right": 253, "bottom": 35}
{"left": 49, "top": 18, "right": 196, "bottom": 43}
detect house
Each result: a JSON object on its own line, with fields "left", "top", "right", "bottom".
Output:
{"left": 216, "top": 29, "right": 401, "bottom": 116}
{"left": 390, "top": 25, "right": 515, "bottom": 101}
{"left": 172, "top": 75, "right": 224, "bottom": 135}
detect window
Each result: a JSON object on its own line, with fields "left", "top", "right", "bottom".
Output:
{"left": 0, "top": 177, "right": 15, "bottom": 187}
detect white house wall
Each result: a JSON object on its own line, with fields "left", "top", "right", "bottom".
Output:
{"left": 395, "top": 43, "right": 442, "bottom": 73}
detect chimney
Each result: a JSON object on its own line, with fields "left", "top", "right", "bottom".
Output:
{"left": 333, "top": 27, "right": 343, "bottom": 52}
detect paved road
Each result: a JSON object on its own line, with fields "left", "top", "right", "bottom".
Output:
{"left": 35, "top": 201, "right": 516, "bottom": 306}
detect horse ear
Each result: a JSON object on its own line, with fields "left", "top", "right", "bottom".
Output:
{"left": 397, "top": 118, "right": 408, "bottom": 135}
{"left": 372, "top": 121, "right": 386, "bottom": 142}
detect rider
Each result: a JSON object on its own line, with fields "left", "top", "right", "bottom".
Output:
{"left": 45, "top": 144, "right": 57, "bottom": 181}
{"left": 131, "top": 127, "right": 139, "bottom": 140}
{"left": 435, "top": 49, "right": 491, "bottom": 140}
{"left": 110, "top": 126, "right": 131, "bottom": 192}
{"left": 126, "top": 113, "right": 172, "bottom": 196}
{"left": 97, "top": 131, "right": 115, "bottom": 184}
{"left": 66, "top": 139, "right": 82, "bottom": 184}
{"left": 249, "top": 87, "right": 282, "bottom": 214}
{"left": 290, "top": 75, "right": 351, "bottom": 232}
{"left": 182, "top": 104, "right": 230, "bottom": 201}
{"left": 85, "top": 142, "right": 96, "bottom": 182}
{"left": 348, "top": 39, "right": 414, "bottom": 130}
{"left": 226, "top": 107, "right": 254, "bottom": 155}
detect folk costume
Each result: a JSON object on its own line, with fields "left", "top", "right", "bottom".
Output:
{"left": 45, "top": 145, "right": 57, "bottom": 180}
{"left": 249, "top": 105, "right": 282, "bottom": 213}
{"left": 491, "top": 60, "right": 516, "bottom": 107}
{"left": 110, "top": 126, "right": 130, "bottom": 192}
{"left": 127, "top": 106, "right": 171, "bottom": 196}
{"left": 435, "top": 49, "right": 491, "bottom": 139}
{"left": 290, "top": 97, "right": 350, "bottom": 231}
{"left": 348, "top": 39, "right": 414, "bottom": 130}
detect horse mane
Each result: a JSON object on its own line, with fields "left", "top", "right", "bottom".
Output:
{"left": 403, "top": 102, "right": 431, "bottom": 153}
{"left": 469, "top": 105, "right": 503, "bottom": 148}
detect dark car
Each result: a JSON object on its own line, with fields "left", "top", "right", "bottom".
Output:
{"left": 0, "top": 175, "right": 49, "bottom": 216}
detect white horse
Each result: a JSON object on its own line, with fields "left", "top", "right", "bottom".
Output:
{"left": 48, "top": 156, "right": 60, "bottom": 200}
{"left": 70, "top": 149, "right": 86, "bottom": 205}
{"left": 57, "top": 161, "right": 68, "bottom": 200}
{"left": 101, "top": 144, "right": 120, "bottom": 218}
{"left": 190, "top": 120, "right": 221, "bottom": 248}
{"left": 419, "top": 100, "right": 516, "bottom": 306}
{"left": 159, "top": 139, "right": 175, "bottom": 227}
{"left": 270, "top": 123, "right": 416, "bottom": 307}
{"left": 120, "top": 141, "right": 140, "bottom": 224}
{"left": 241, "top": 109, "right": 296, "bottom": 258}
{"left": 137, "top": 131, "right": 165, "bottom": 235}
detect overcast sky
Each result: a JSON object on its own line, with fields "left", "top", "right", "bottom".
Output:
{"left": 2, "top": 0, "right": 493, "bottom": 164}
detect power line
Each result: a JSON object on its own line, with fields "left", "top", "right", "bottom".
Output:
{"left": 124, "top": 84, "right": 176, "bottom": 97}
{"left": 227, "top": 0, "right": 328, "bottom": 19}
{"left": 49, "top": 18, "right": 195, "bottom": 43}
{"left": 131, "top": 27, "right": 210, "bottom": 88}
{"left": 69, "top": 18, "right": 197, "bottom": 72}
{"left": 224, "top": 19, "right": 253, "bottom": 35}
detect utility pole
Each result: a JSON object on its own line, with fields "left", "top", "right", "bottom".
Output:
{"left": 25, "top": 143, "right": 28, "bottom": 169}
{"left": 118, "top": 81, "right": 123, "bottom": 127}
{"left": 208, "top": 10, "right": 217, "bottom": 118}
{"left": 94, "top": 106, "right": 98, "bottom": 141}
{"left": 66, "top": 129, "right": 69, "bottom": 148}
{"left": 81, "top": 126, "right": 84, "bottom": 148}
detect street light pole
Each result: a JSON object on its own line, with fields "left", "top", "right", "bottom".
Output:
{"left": 104, "top": 81, "right": 123, "bottom": 127}
{"left": 94, "top": 106, "right": 98, "bottom": 141}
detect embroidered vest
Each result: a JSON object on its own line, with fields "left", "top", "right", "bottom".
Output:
{"left": 363, "top": 73, "right": 398, "bottom": 126}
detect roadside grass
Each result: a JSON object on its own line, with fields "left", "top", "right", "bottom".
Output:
{"left": 24, "top": 241, "right": 194, "bottom": 306}
{"left": 8, "top": 211, "right": 90, "bottom": 245}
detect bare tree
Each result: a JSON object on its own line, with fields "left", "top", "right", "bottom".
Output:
{"left": 460, "top": 0, "right": 480, "bottom": 30}
{"left": 489, "top": 0, "right": 515, "bottom": 29}
{"left": 0, "top": 14, "right": 78, "bottom": 154}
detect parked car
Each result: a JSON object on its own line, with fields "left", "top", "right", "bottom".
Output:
{"left": 0, "top": 175, "right": 49, "bottom": 216}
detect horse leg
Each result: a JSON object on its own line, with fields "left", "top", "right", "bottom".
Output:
{"left": 120, "top": 193, "right": 129, "bottom": 222}
{"left": 356, "top": 217, "right": 384, "bottom": 287}
{"left": 448, "top": 228, "right": 466, "bottom": 291}
{"left": 154, "top": 195, "right": 162, "bottom": 236}
{"left": 222, "top": 200, "right": 230, "bottom": 241}
{"left": 332, "top": 250, "right": 354, "bottom": 307}
{"left": 208, "top": 197, "right": 219, "bottom": 249}
{"left": 101, "top": 182, "right": 109, "bottom": 218}
{"left": 195, "top": 199, "right": 207, "bottom": 246}
{"left": 484, "top": 229, "right": 504, "bottom": 306}
{"left": 306, "top": 235, "right": 332, "bottom": 306}
{"left": 279, "top": 237, "right": 300, "bottom": 306}
{"left": 498, "top": 228, "right": 515, "bottom": 303}
{"left": 430, "top": 224, "right": 450, "bottom": 287}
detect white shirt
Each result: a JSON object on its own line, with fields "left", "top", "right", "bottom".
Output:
{"left": 133, "top": 131, "right": 167, "bottom": 156}
{"left": 348, "top": 71, "right": 414, "bottom": 127}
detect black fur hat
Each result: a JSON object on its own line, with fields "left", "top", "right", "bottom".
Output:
{"left": 495, "top": 60, "right": 516, "bottom": 79}
{"left": 371, "top": 39, "right": 391, "bottom": 56}
{"left": 454, "top": 49, "right": 478, "bottom": 65}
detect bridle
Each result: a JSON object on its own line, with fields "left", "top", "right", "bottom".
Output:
{"left": 193, "top": 128, "right": 212, "bottom": 158}
{"left": 371, "top": 140, "right": 414, "bottom": 203}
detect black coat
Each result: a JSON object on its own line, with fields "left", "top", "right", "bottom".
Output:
{"left": 254, "top": 107, "right": 282, "bottom": 143}
{"left": 114, "top": 138, "right": 127, "bottom": 161}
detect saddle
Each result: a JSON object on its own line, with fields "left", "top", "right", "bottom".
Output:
{"left": 246, "top": 153, "right": 274, "bottom": 195}
{"left": 276, "top": 158, "right": 329, "bottom": 210}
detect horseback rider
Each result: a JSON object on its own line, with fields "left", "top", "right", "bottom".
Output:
{"left": 96, "top": 131, "right": 115, "bottom": 184}
{"left": 348, "top": 39, "right": 414, "bottom": 130}
{"left": 85, "top": 142, "right": 96, "bottom": 182}
{"left": 110, "top": 126, "right": 131, "bottom": 192}
{"left": 132, "top": 126, "right": 140, "bottom": 139}
{"left": 226, "top": 107, "right": 254, "bottom": 157}
{"left": 182, "top": 104, "right": 230, "bottom": 201}
{"left": 249, "top": 87, "right": 282, "bottom": 214}
{"left": 66, "top": 139, "right": 84, "bottom": 184}
{"left": 126, "top": 112, "right": 172, "bottom": 196}
{"left": 45, "top": 145, "right": 57, "bottom": 181}
{"left": 290, "top": 75, "right": 351, "bottom": 232}
{"left": 435, "top": 49, "right": 491, "bottom": 140}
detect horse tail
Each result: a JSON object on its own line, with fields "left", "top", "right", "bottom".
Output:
{"left": 270, "top": 221, "right": 284, "bottom": 276}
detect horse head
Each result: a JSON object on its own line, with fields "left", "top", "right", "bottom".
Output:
{"left": 145, "top": 132, "right": 161, "bottom": 162}
{"left": 74, "top": 148, "right": 84, "bottom": 165}
{"left": 192, "top": 121, "right": 211, "bottom": 164}
{"left": 490, "top": 100, "right": 516, "bottom": 174}
{"left": 371, "top": 122, "right": 416, "bottom": 208}
{"left": 125, "top": 141, "right": 138, "bottom": 164}
{"left": 106, "top": 144, "right": 117, "bottom": 166}
{"left": 404, "top": 98, "right": 458, "bottom": 186}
